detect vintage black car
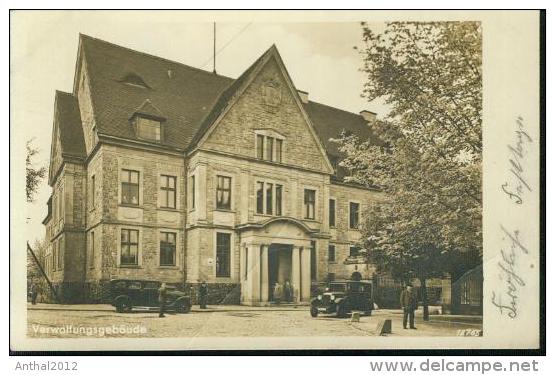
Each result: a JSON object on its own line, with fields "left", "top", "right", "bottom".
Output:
{"left": 110, "top": 279, "right": 192, "bottom": 313}
{"left": 310, "top": 280, "right": 374, "bottom": 318}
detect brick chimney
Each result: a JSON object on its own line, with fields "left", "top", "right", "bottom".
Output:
{"left": 359, "top": 110, "right": 377, "bottom": 123}
{"left": 297, "top": 90, "right": 309, "bottom": 104}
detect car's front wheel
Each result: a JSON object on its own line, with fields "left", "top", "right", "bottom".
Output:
{"left": 115, "top": 297, "right": 132, "bottom": 313}
{"left": 175, "top": 299, "right": 192, "bottom": 314}
{"left": 310, "top": 306, "right": 318, "bottom": 317}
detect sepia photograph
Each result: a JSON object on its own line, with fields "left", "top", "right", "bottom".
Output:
{"left": 9, "top": 9, "right": 542, "bottom": 353}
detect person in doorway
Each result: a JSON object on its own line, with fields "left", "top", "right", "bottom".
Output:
{"left": 158, "top": 283, "right": 167, "bottom": 318}
{"left": 273, "top": 282, "right": 283, "bottom": 304}
{"left": 29, "top": 283, "right": 38, "bottom": 305}
{"left": 199, "top": 281, "right": 208, "bottom": 309}
{"left": 400, "top": 284, "right": 418, "bottom": 329}
{"left": 284, "top": 280, "right": 292, "bottom": 303}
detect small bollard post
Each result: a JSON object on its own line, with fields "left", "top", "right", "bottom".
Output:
{"left": 374, "top": 319, "right": 392, "bottom": 335}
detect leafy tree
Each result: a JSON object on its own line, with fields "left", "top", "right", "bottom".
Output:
{"left": 26, "top": 138, "right": 46, "bottom": 203}
{"left": 337, "top": 22, "right": 482, "bottom": 320}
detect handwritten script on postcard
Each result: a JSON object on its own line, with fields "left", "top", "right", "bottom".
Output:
{"left": 491, "top": 116, "right": 534, "bottom": 319}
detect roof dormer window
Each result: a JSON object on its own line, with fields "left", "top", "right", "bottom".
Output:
{"left": 120, "top": 73, "right": 150, "bottom": 89}
{"left": 136, "top": 117, "right": 161, "bottom": 142}
{"left": 130, "top": 99, "right": 166, "bottom": 143}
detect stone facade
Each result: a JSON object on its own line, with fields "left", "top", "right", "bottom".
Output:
{"left": 41, "top": 37, "right": 387, "bottom": 305}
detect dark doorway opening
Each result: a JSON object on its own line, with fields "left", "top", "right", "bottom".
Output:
{"left": 268, "top": 244, "right": 292, "bottom": 302}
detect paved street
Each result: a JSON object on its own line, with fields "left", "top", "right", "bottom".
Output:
{"left": 27, "top": 303, "right": 482, "bottom": 339}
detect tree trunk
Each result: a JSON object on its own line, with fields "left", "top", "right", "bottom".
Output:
{"left": 420, "top": 277, "right": 429, "bottom": 321}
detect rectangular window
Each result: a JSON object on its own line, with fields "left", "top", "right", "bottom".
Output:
{"left": 349, "top": 202, "right": 360, "bottom": 229}
{"left": 266, "top": 136, "right": 274, "bottom": 161}
{"left": 160, "top": 175, "right": 176, "bottom": 209}
{"left": 216, "top": 233, "right": 231, "bottom": 277}
{"left": 328, "top": 245, "right": 336, "bottom": 262}
{"left": 275, "top": 139, "right": 283, "bottom": 163}
{"left": 190, "top": 175, "right": 195, "bottom": 209}
{"left": 349, "top": 246, "right": 360, "bottom": 257}
{"left": 121, "top": 229, "right": 139, "bottom": 266}
{"left": 137, "top": 117, "right": 161, "bottom": 141}
{"left": 304, "top": 189, "right": 316, "bottom": 219}
{"left": 89, "top": 231, "right": 95, "bottom": 268}
{"left": 121, "top": 169, "right": 139, "bottom": 206}
{"left": 160, "top": 232, "right": 176, "bottom": 266}
{"left": 90, "top": 175, "right": 96, "bottom": 207}
{"left": 256, "top": 134, "right": 264, "bottom": 159}
{"left": 329, "top": 199, "right": 336, "bottom": 227}
{"left": 275, "top": 184, "right": 283, "bottom": 216}
{"left": 57, "top": 238, "right": 64, "bottom": 270}
{"left": 256, "top": 182, "right": 264, "bottom": 214}
{"left": 266, "top": 183, "right": 273, "bottom": 215}
{"left": 216, "top": 175, "right": 232, "bottom": 210}
{"left": 52, "top": 241, "right": 57, "bottom": 271}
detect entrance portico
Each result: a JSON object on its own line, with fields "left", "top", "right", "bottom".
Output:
{"left": 237, "top": 217, "right": 318, "bottom": 305}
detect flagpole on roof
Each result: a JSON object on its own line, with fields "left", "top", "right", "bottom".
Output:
{"left": 213, "top": 22, "right": 217, "bottom": 74}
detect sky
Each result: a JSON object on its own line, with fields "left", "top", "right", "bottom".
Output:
{"left": 11, "top": 11, "right": 388, "bottom": 243}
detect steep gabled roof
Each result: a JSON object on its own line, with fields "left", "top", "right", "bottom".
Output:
{"left": 55, "top": 90, "right": 86, "bottom": 158}
{"left": 76, "top": 34, "right": 380, "bottom": 161}
{"left": 79, "top": 34, "right": 233, "bottom": 150}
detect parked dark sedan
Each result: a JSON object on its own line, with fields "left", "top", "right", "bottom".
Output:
{"left": 310, "top": 280, "right": 374, "bottom": 318}
{"left": 110, "top": 279, "right": 192, "bottom": 313}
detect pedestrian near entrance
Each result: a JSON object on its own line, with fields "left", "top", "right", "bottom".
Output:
{"left": 284, "top": 280, "right": 292, "bottom": 303}
{"left": 158, "top": 282, "right": 167, "bottom": 318}
{"left": 29, "top": 283, "right": 38, "bottom": 305}
{"left": 199, "top": 281, "right": 208, "bottom": 309}
{"left": 273, "top": 282, "right": 283, "bottom": 304}
{"left": 400, "top": 285, "right": 418, "bottom": 329}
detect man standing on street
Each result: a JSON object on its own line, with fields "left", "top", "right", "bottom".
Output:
{"left": 199, "top": 281, "right": 208, "bottom": 309}
{"left": 158, "top": 282, "right": 167, "bottom": 318}
{"left": 400, "top": 284, "right": 418, "bottom": 329}
{"left": 29, "top": 283, "right": 38, "bottom": 305}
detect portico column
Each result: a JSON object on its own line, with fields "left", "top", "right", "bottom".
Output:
{"left": 247, "top": 244, "right": 261, "bottom": 304}
{"left": 261, "top": 245, "right": 269, "bottom": 303}
{"left": 240, "top": 244, "right": 247, "bottom": 303}
{"left": 301, "top": 246, "right": 312, "bottom": 302}
{"left": 291, "top": 246, "right": 301, "bottom": 303}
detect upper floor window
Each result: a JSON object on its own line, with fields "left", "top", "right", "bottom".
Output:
{"left": 121, "top": 169, "right": 140, "bottom": 206}
{"left": 304, "top": 189, "right": 316, "bottom": 220}
{"left": 349, "top": 202, "right": 360, "bottom": 229}
{"left": 90, "top": 175, "right": 96, "bottom": 207}
{"left": 256, "top": 181, "right": 283, "bottom": 216}
{"left": 255, "top": 133, "right": 283, "bottom": 163}
{"left": 160, "top": 175, "right": 176, "bottom": 209}
{"left": 136, "top": 117, "right": 161, "bottom": 142}
{"left": 329, "top": 199, "right": 336, "bottom": 227}
{"left": 121, "top": 229, "right": 139, "bottom": 266}
{"left": 160, "top": 232, "right": 176, "bottom": 266}
{"left": 189, "top": 175, "right": 195, "bottom": 210}
{"left": 328, "top": 244, "right": 336, "bottom": 262}
{"left": 216, "top": 175, "right": 232, "bottom": 210}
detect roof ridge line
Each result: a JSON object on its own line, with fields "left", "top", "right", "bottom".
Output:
{"left": 79, "top": 33, "right": 235, "bottom": 82}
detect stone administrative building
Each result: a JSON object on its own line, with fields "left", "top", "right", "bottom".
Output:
{"left": 42, "top": 34, "right": 398, "bottom": 305}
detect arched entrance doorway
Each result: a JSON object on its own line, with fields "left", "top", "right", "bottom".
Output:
{"left": 237, "top": 217, "right": 319, "bottom": 305}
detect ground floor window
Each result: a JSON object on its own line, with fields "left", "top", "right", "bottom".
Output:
{"left": 216, "top": 232, "right": 231, "bottom": 277}
{"left": 160, "top": 232, "right": 176, "bottom": 266}
{"left": 121, "top": 229, "right": 139, "bottom": 266}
